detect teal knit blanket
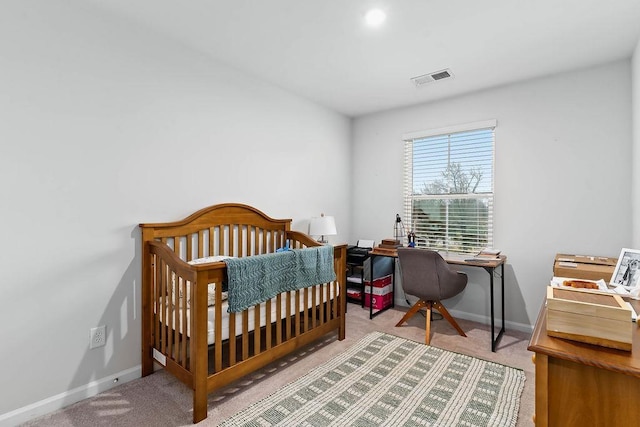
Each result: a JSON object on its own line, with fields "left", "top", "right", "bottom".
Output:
{"left": 224, "top": 245, "right": 335, "bottom": 313}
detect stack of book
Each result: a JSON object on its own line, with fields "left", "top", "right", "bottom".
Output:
{"left": 464, "top": 248, "right": 501, "bottom": 262}
{"left": 477, "top": 248, "right": 501, "bottom": 257}
{"left": 373, "top": 239, "right": 402, "bottom": 255}
{"left": 379, "top": 239, "right": 402, "bottom": 249}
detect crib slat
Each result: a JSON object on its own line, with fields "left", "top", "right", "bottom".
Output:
{"left": 303, "top": 288, "right": 309, "bottom": 333}
{"left": 208, "top": 227, "right": 214, "bottom": 256}
{"left": 178, "top": 278, "right": 185, "bottom": 362}
{"left": 187, "top": 235, "right": 193, "bottom": 260}
{"left": 160, "top": 260, "right": 168, "bottom": 355}
{"left": 333, "top": 281, "right": 338, "bottom": 319}
{"left": 265, "top": 229, "right": 270, "bottom": 253}
{"left": 181, "top": 280, "right": 187, "bottom": 368}
{"left": 245, "top": 225, "right": 251, "bottom": 256}
{"left": 265, "top": 299, "right": 272, "bottom": 350}
{"left": 175, "top": 278, "right": 181, "bottom": 362}
{"left": 242, "top": 311, "right": 249, "bottom": 360}
{"left": 229, "top": 312, "right": 236, "bottom": 366}
{"left": 172, "top": 237, "right": 177, "bottom": 259}
{"left": 218, "top": 225, "right": 224, "bottom": 257}
{"left": 285, "top": 292, "right": 292, "bottom": 340}
{"left": 214, "top": 283, "right": 222, "bottom": 373}
{"left": 327, "top": 282, "right": 332, "bottom": 321}
{"left": 311, "top": 285, "right": 317, "bottom": 329}
{"left": 175, "top": 277, "right": 181, "bottom": 365}
{"left": 154, "top": 255, "right": 161, "bottom": 350}
{"left": 253, "top": 226, "right": 259, "bottom": 255}
{"left": 325, "top": 281, "right": 331, "bottom": 321}
{"left": 275, "top": 295, "right": 282, "bottom": 345}
{"left": 294, "top": 290, "right": 301, "bottom": 337}
{"left": 167, "top": 273, "right": 174, "bottom": 360}
{"left": 269, "top": 230, "right": 275, "bottom": 252}
{"left": 319, "top": 281, "right": 325, "bottom": 325}
{"left": 229, "top": 223, "right": 235, "bottom": 257}
{"left": 262, "top": 228, "right": 267, "bottom": 254}
{"left": 254, "top": 303, "right": 260, "bottom": 355}
{"left": 173, "top": 276, "right": 181, "bottom": 361}
{"left": 197, "top": 230, "right": 204, "bottom": 258}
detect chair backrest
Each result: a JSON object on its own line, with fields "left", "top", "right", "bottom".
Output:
{"left": 397, "top": 248, "right": 467, "bottom": 301}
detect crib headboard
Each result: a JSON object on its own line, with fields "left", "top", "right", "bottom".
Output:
{"left": 139, "top": 203, "right": 296, "bottom": 261}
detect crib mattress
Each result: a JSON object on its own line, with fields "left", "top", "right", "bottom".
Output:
{"left": 167, "top": 284, "right": 337, "bottom": 345}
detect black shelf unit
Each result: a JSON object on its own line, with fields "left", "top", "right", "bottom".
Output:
{"left": 346, "top": 245, "right": 395, "bottom": 319}
{"left": 346, "top": 246, "right": 369, "bottom": 306}
{"left": 364, "top": 254, "right": 395, "bottom": 318}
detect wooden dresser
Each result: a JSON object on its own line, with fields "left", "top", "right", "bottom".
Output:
{"left": 528, "top": 298, "right": 640, "bottom": 426}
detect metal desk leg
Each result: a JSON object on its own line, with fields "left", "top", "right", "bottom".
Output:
{"left": 367, "top": 254, "right": 395, "bottom": 319}
{"left": 369, "top": 254, "right": 374, "bottom": 319}
{"left": 490, "top": 267, "right": 495, "bottom": 350}
{"left": 391, "top": 258, "right": 395, "bottom": 309}
{"left": 485, "top": 264, "right": 506, "bottom": 352}
{"left": 501, "top": 263, "right": 505, "bottom": 346}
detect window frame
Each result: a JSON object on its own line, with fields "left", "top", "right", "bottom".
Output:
{"left": 402, "top": 120, "right": 496, "bottom": 254}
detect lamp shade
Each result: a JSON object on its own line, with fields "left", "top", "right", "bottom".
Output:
{"left": 309, "top": 215, "right": 337, "bottom": 242}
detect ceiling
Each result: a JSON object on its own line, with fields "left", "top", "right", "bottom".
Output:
{"left": 88, "top": 0, "right": 640, "bottom": 117}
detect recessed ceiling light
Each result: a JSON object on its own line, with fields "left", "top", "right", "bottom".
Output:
{"left": 365, "top": 9, "right": 386, "bottom": 27}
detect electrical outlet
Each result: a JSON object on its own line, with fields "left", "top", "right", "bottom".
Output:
{"left": 90, "top": 325, "right": 106, "bottom": 349}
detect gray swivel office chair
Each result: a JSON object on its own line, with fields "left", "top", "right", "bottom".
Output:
{"left": 396, "top": 248, "right": 468, "bottom": 345}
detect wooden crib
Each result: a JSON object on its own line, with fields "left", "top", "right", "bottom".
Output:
{"left": 139, "top": 203, "right": 346, "bottom": 423}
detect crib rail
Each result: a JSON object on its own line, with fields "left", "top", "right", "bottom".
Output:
{"left": 141, "top": 203, "right": 292, "bottom": 260}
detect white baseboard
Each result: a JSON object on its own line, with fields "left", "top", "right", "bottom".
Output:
{"left": 0, "top": 365, "right": 141, "bottom": 427}
{"left": 448, "top": 308, "right": 534, "bottom": 333}
{"left": 394, "top": 298, "right": 533, "bottom": 333}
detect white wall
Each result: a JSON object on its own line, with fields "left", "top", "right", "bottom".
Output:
{"left": 0, "top": 1, "right": 350, "bottom": 421}
{"left": 352, "top": 60, "right": 633, "bottom": 330}
{"left": 633, "top": 39, "right": 640, "bottom": 248}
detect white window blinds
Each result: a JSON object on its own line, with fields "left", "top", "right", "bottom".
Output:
{"left": 403, "top": 120, "right": 496, "bottom": 254}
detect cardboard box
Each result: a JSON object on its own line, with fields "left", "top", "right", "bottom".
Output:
{"left": 364, "top": 292, "right": 393, "bottom": 310}
{"left": 364, "top": 284, "right": 393, "bottom": 296}
{"left": 363, "top": 273, "right": 392, "bottom": 289}
{"left": 553, "top": 253, "right": 617, "bottom": 281}
{"left": 546, "top": 286, "right": 632, "bottom": 351}
{"left": 363, "top": 274, "right": 393, "bottom": 309}
{"left": 346, "top": 288, "right": 362, "bottom": 299}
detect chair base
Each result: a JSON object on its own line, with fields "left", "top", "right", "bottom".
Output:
{"left": 395, "top": 299, "right": 466, "bottom": 345}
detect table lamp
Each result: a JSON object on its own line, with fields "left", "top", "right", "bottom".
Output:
{"left": 309, "top": 213, "right": 337, "bottom": 244}
{"left": 394, "top": 214, "right": 406, "bottom": 245}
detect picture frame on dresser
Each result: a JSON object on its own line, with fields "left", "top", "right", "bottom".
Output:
{"left": 611, "top": 247, "right": 640, "bottom": 289}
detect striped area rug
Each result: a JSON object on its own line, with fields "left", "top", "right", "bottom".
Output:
{"left": 218, "top": 332, "right": 525, "bottom": 427}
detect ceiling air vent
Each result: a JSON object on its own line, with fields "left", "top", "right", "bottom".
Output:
{"left": 411, "top": 68, "right": 454, "bottom": 87}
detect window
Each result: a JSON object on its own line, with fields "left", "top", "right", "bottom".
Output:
{"left": 403, "top": 120, "right": 496, "bottom": 254}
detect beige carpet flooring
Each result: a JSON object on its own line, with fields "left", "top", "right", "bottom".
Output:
{"left": 23, "top": 305, "right": 534, "bottom": 426}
